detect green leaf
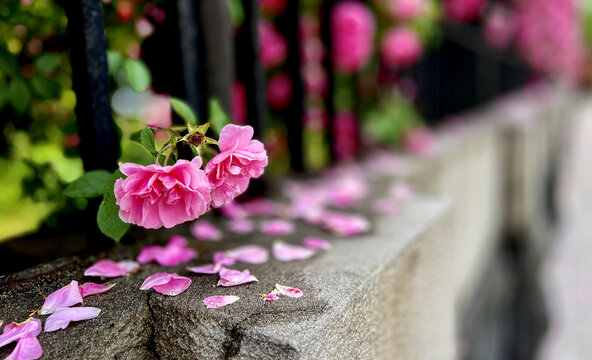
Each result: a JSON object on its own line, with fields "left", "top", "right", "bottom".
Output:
{"left": 107, "top": 51, "right": 124, "bottom": 76}
{"left": 123, "top": 58, "right": 151, "bottom": 92}
{"left": 209, "top": 98, "right": 230, "bottom": 134}
{"left": 170, "top": 97, "right": 197, "bottom": 125}
{"left": 97, "top": 170, "right": 130, "bottom": 242}
{"left": 9, "top": 78, "right": 31, "bottom": 114}
{"left": 131, "top": 127, "right": 156, "bottom": 154}
{"left": 64, "top": 170, "right": 112, "bottom": 198}
{"left": 203, "top": 136, "right": 219, "bottom": 146}
{"left": 227, "top": 0, "right": 245, "bottom": 27}
{"left": 0, "top": 49, "right": 19, "bottom": 76}
{"left": 34, "top": 53, "right": 61, "bottom": 75}
{"left": 30, "top": 76, "right": 61, "bottom": 100}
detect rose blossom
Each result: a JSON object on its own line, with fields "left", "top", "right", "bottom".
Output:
{"left": 331, "top": 1, "right": 375, "bottom": 73}
{"left": 259, "top": 20, "right": 288, "bottom": 70}
{"left": 114, "top": 157, "right": 212, "bottom": 229}
{"left": 266, "top": 72, "right": 293, "bottom": 110}
{"left": 205, "top": 125, "right": 268, "bottom": 208}
{"left": 381, "top": 27, "right": 423, "bottom": 68}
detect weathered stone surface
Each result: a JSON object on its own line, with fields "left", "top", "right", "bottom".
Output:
{"left": 0, "top": 197, "right": 453, "bottom": 360}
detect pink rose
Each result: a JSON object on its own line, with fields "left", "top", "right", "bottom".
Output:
{"left": 114, "top": 157, "right": 211, "bottom": 229}
{"left": 205, "top": 125, "right": 268, "bottom": 208}
{"left": 381, "top": 27, "right": 423, "bottom": 68}
{"left": 266, "top": 72, "right": 293, "bottom": 110}
{"left": 331, "top": 1, "right": 375, "bottom": 74}
{"left": 259, "top": 20, "right": 288, "bottom": 70}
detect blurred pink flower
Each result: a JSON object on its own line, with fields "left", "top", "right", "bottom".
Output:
{"left": 303, "top": 64, "right": 328, "bottom": 98}
{"left": 266, "top": 72, "right": 293, "bottom": 110}
{"left": 322, "top": 212, "right": 371, "bottom": 236}
{"left": 84, "top": 259, "right": 139, "bottom": 278}
{"left": 191, "top": 220, "right": 222, "bottom": 241}
{"left": 259, "top": 0, "right": 287, "bottom": 15}
{"left": 44, "top": 307, "right": 101, "bottom": 332}
{"left": 242, "top": 198, "right": 282, "bottom": 216}
{"left": 136, "top": 235, "right": 197, "bottom": 267}
{"left": 140, "top": 273, "right": 192, "bottom": 296}
{"left": 483, "top": 4, "right": 516, "bottom": 50}
{"left": 115, "top": 157, "right": 212, "bottom": 229}
{"left": 205, "top": 125, "right": 268, "bottom": 208}
{"left": 203, "top": 295, "right": 240, "bottom": 309}
{"left": 302, "top": 236, "right": 331, "bottom": 250}
{"left": 387, "top": 0, "right": 425, "bottom": 20}
{"left": 260, "top": 219, "right": 295, "bottom": 235}
{"left": 273, "top": 241, "right": 316, "bottom": 262}
{"left": 139, "top": 94, "right": 172, "bottom": 129}
{"left": 331, "top": 1, "right": 375, "bottom": 73}
{"left": 403, "top": 127, "right": 435, "bottom": 156}
{"left": 231, "top": 81, "right": 248, "bottom": 125}
{"left": 259, "top": 21, "right": 288, "bottom": 70}
{"left": 135, "top": 17, "right": 154, "bottom": 38}
{"left": 227, "top": 218, "right": 256, "bottom": 234}
{"left": 444, "top": 0, "right": 485, "bottom": 22}
{"left": 217, "top": 268, "right": 258, "bottom": 287}
{"left": 40, "top": 280, "right": 83, "bottom": 315}
{"left": 381, "top": 27, "right": 423, "bottom": 68}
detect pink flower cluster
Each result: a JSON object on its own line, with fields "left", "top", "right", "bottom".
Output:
{"left": 381, "top": 27, "right": 423, "bottom": 68}
{"left": 114, "top": 125, "right": 268, "bottom": 229}
{"left": 483, "top": 4, "right": 517, "bottom": 51}
{"left": 331, "top": 1, "right": 376, "bottom": 74}
{"left": 444, "top": 0, "right": 486, "bottom": 22}
{"left": 259, "top": 20, "right": 288, "bottom": 70}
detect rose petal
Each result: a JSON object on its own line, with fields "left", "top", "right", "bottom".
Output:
{"left": 187, "top": 264, "right": 220, "bottom": 274}
{"left": 137, "top": 237, "right": 197, "bottom": 267}
{"left": 191, "top": 221, "right": 222, "bottom": 241}
{"left": 213, "top": 251, "right": 236, "bottom": 267}
{"left": 40, "top": 280, "right": 83, "bottom": 315}
{"left": 79, "top": 283, "right": 116, "bottom": 298}
{"left": 302, "top": 236, "right": 331, "bottom": 251}
{"left": 44, "top": 307, "right": 101, "bottom": 333}
{"left": 225, "top": 245, "right": 269, "bottom": 264}
{"left": 322, "top": 212, "right": 371, "bottom": 236}
{"left": 260, "top": 292, "right": 279, "bottom": 302}
{"left": 272, "top": 241, "right": 316, "bottom": 262}
{"left": 0, "top": 319, "right": 41, "bottom": 347}
{"left": 4, "top": 336, "right": 43, "bottom": 360}
{"left": 217, "top": 268, "right": 258, "bottom": 287}
{"left": 136, "top": 245, "right": 161, "bottom": 264}
{"left": 203, "top": 295, "right": 240, "bottom": 309}
{"left": 260, "top": 219, "right": 295, "bottom": 235}
{"left": 275, "top": 284, "right": 303, "bottom": 298}
{"left": 140, "top": 273, "right": 192, "bottom": 296}
{"left": 226, "top": 218, "right": 255, "bottom": 234}
{"left": 116, "top": 260, "right": 140, "bottom": 273}
{"left": 84, "top": 259, "right": 127, "bottom": 278}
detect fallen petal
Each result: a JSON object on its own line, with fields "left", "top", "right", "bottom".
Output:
{"left": 191, "top": 221, "right": 222, "bottom": 241}
{"left": 322, "top": 212, "right": 371, "bottom": 237}
{"left": 225, "top": 245, "right": 269, "bottom": 264}
{"left": 302, "top": 236, "right": 331, "bottom": 251}
{"left": 203, "top": 295, "right": 240, "bottom": 309}
{"left": 4, "top": 336, "right": 43, "bottom": 360}
{"left": 84, "top": 260, "right": 127, "bottom": 278}
{"left": 275, "top": 284, "right": 303, "bottom": 298}
{"left": 260, "top": 219, "right": 295, "bottom": 235}
{"left": 116, "top": 260, "right": 140, "bottom": 273}
{"left": 273, "top": 241, "right": 316, "bottom": 262}
{"left": 137, "top": 237, "right": 197, "bottom": 267}
{"left": 226, "top": 218, "right": 255, "bottom": 234}
{"left": 79, "top": 283, "right": 116, "bottom": 298}
{"left": 187, "top": 264, "right": 220, "bottom": 274}
{"left": 217, "top": 268, "right": 258, "bottom": 287}
{"left": 0, "top": 319, "right": 41, "bottom": 348}
{"left": 140, "top": 273, "right": 192, "bottom": 296}
{"left": 40, "top": 280, "right": 83, "bottom": 315}
{"left": 213, "top": 251, "right": 236, "bottom": 267}
{"left": 260, "top": 292, "right": 280, "bottom": 302}
{"left": 136, "top": 245, "right": 161, "bottom": 264}
{"left": 44, "top": 307, "right": 101, "bottom": 332}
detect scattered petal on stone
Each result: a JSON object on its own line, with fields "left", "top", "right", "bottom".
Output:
{"left": 275, "top": 284, "right": 303, "bottom": 298}
{"left": 136, "top": 236, "right": 197, "bottom": 267}
{"left": 40, "top": 281, "right": 83, "bottom": 315}
{"left": 225, "top": 245, "right": 269, "bottom": 264}
{"left": 4, "top": 335, "right": 43, "bottom": 360}
{"left": 203, "top": 295, "right": 240, "bottom": 309}
{"left": 302, "top": 236, "right": 331, "bottom": 251}
{"left": 390, "top": 183, "right": 416, "bottom": 201}
{"left": 0, "top": 318, "right": 42, "bottom": 348}
{"left": 84, "top": 259, "right": 138, "bottom": 278}
{"left": 259, "top": 292, "right": 280, "bottom": 302}
{"left": 213, "top": 251, "right": 236, "bottom": 267}
{"left": 322, "top": 212, "right": 371, "bottom": 237}
{"left": 226, "top": 218, "right": 255, "bottom": 234}
{"left": 272, "top": 241, "right": 316, "bottom": 262}
{"left": 217, "top": 268, "right": 258, "bottom": 287}
{"left": 187, "top": 264, "right": 220, "bottom": 274}
{"left": 44, "top": 307, "right": 101, "bottom": 333}
{"left": 191, "top": 220, "right": 222, "bottom": 241}
{"left": 79, "top": 283, "right": 116, "bottom": 298}
{"left": 260, "top": 219, "right": 295, "bottom": 235}
{"left": 140, "top": 273, "right": 192, "bottom": 296}
{"left": 372, "top": 199, "right": 400, "bottom": 215}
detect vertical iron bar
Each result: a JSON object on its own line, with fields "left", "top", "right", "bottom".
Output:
{"left": 320, "top": 0, "right": 336, "bottom": 163}
{"left": 60, "top": 0, "right": 119, "bottom": 171}
{"left": 277, "top": 0, "right": 304, "bottom": 172}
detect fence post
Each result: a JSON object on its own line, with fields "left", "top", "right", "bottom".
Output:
{"left": 59, "top": 0, "right": 119, "bottom": 171}
{"left": 320, "top": 0, "right": 336, "bottom": 163}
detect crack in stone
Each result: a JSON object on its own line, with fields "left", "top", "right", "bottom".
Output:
{"left": 146, "top": 292, "right": 162, "bottom": 360}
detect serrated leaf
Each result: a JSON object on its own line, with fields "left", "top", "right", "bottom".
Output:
{"left": 64, "top": 170, "right": 112, "bottom": 198}
{"left": 170, "top": 97, "right": 197, "bottom": 125}
{"left": 209, "top": 98, "right": 230, "bottom": 134}
{"left": 97, "top": 170, "right": 130, "bottom": 242}
{"left": 123, "top": 58, "right": 151, "bottom": 92}
{"left": 131, "top": 127, "right": 156, "bottom": 154}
